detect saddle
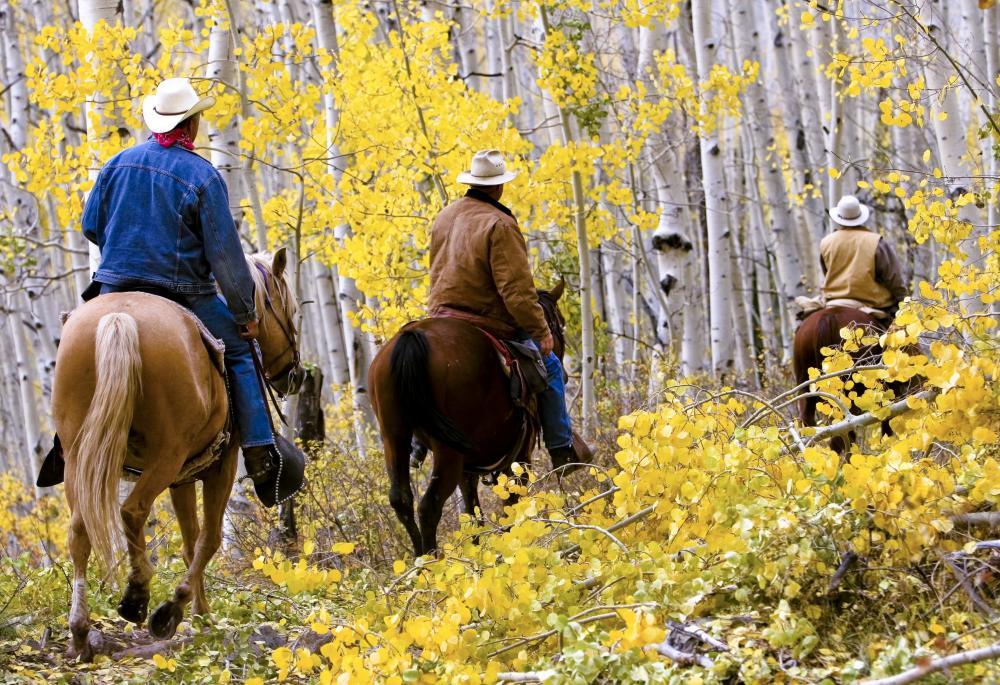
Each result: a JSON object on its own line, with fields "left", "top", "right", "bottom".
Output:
{"left": 477, "top": 328, "right": 549, "bottom": 408}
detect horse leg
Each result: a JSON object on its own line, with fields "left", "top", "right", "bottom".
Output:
{"left": 458, "top": 472, "right": 483, "bottom": 546}
{"left": 418, "top": 450, "right": 463, "bottom": 555}
{"left": 169, "top": 482, "right": 206, "bottom": 613}
{"left": 385, "top": 428, "right": 423, "bottom": 556}
{"left": 67, "top": 504, "right": 94, "bottom": 661}
{"left": 458, "top": 472, "right": 481, "bottom": 519}
{"left": 150, "top": 445, "right": 237, "bottom": 638}
{"left": 117, "top": 440, "right": 188, "bottom": 625}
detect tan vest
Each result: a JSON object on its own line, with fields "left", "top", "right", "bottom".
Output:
{"left": 820, "top": 228, "right": 894, "bottom": 309}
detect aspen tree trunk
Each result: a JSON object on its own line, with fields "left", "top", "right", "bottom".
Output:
{"left": 986, "top": 4, "right": 999, "bottom": 233}
{"left": 922, "top": 7, "right": 984, "bottom": 268}
{"left": 207, "top": 0, "right": 245, "bottom": 223}
{"left": 313, "top": 0, "right": 374, "bottom": 427}
{"left": 691, "top": 0, "right": 735, "bottom": 378}
{"left": 6, "top": 294, "right": 43, "bottom": 490}
{"left": 227, "top": 0, "right": 267, "bottom": 251}
{"left": 78, "top": 0, "right": 125, "bottom": 272}
{"left": 453, "top": 2, "right": 480, "bottom": 93}
{"left": 724, "top": 126, "right": 756, "bottom": 382}
{"left": 732, "top": 0, "right": 804, "bottom": 340}
{"left": 484, "top": 1, "right": 504, "bottom": 102}
{"left": 312, "top": 262, "right": 350, "bottom": 389}
{"left": 536, "top": 6, "right": 596, "bottom": 434}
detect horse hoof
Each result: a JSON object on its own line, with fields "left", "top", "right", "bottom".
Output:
{"left": 148, "top": 600, "right": 184, "bottom": 640}
{"left": 117, "top": 586, "right": 150, "bottom": 624}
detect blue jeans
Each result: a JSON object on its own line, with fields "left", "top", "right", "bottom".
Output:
{"left": 520, "top": 337, "right": 573, "bottom": 451}
{"left": 98, "top": 284, "right": 274, "bottom": 448}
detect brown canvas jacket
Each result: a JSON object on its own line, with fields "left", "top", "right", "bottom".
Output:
{"left": 820, "top": 227, "right": 907, "bottom": 310}
{"left": 428, "top": 192, "right": 549, "bottom": 341}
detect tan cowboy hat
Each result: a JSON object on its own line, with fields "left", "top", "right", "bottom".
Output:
{"left": 142, "top": 78, "right": 215, "bottom": 134}
{"left": 456, "top": 150, "right": 518, "bottom": 186}
{"left": 829, "top": 194, "right": 871, "bottom": 227}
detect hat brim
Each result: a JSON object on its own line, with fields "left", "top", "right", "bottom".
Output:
{"left": 142, "top": 95, "right": 216, "bottom": 134}
{"left": 456, "top": 169, "right": 518, "bottom": 186}
{"left": 830, "top": 204, "right": 870, "bottom": 227}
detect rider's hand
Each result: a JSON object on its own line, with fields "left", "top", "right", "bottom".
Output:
{"left": 239, "top": 321, "right": 259, "bottom": 340}
{"left": 538, "top": 332, "right": 554, "bottom": 356}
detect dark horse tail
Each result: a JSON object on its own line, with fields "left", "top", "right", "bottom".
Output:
{"left": 390, "top": 329, "right": 472, "bottom": 451}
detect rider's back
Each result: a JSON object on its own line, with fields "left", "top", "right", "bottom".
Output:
{"left": 82, "top": 140, "right": 231, "bottom": 296}
{"left": 820, "top": 228, "right": 894, "bottom": 309}
{"left": 428, "top": 196, "right": 548, "bottom": 340}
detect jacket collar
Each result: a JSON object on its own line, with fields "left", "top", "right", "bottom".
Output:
{"left": 465, "top": 188, "right": 514, "bottom": 219}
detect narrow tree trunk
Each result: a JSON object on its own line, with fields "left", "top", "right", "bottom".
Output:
{"left": 691, "top": 0, "right": 735, "bottom": 378}
{"left": 206, "top": 0, "right": 245, "bottom": 224}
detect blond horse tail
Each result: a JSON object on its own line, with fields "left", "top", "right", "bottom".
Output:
{"left": 71, "top": 312, "right": 142, "bottom": 572}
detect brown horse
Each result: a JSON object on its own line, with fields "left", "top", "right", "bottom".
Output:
{"left": 792, "top": 306, "right": 891, "bottom": 454}
{"left": 369, "top": 285, "right": 566, "bottom": 556}
{"left": 52, "top": 250, "right": 300, "bottom": 660}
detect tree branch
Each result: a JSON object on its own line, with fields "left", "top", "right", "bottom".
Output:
{"left": 862, "top": 641, "right": 1000, "bottom": 685}
{"left": 805, "top": 389, "right": 938, "bottom": 445}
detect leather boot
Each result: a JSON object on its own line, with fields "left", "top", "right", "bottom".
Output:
{"left": 243, "top": 445, "right": 276, "bottom": 485}
{"left": 547, "top": 432, "right": 593, "bottom": 475}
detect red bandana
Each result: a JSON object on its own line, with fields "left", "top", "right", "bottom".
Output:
{"left": 152, "top": 129, "right": 195, "bottom": 150}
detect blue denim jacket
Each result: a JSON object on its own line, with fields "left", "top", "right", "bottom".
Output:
{"left": 82, "top": 140, "right": 258, "bottom": 325}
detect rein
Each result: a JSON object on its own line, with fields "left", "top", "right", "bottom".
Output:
{"left": 250, "top": 341, "right": 289, "bottom": 428}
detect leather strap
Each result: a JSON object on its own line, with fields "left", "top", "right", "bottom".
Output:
{"left": 250, "top": 340, "right": 289, "bottom": 429}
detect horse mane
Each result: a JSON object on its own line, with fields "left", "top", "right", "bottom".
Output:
{"left": 247, "top": 254, "right": 298, "bottom": 321}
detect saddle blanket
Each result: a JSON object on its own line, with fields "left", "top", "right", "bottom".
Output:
{"left": 793, "top": 295, "right": 891, "bottom": 320}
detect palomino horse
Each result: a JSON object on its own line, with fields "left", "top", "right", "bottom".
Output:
{"left": 793, "top": 306, "right": 891, "bottom": 455}
{"left": 369, "top": 284, "right": 566, "bottom": 556}
{"left": 52, "top": 249, "right": 300, "bottom": 660}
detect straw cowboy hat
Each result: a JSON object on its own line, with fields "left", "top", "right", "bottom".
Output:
{"left": 456, "top": 150, "right": 518, "bottom": 186}
{"left": 142, "top": 78, "right": 216, "bottom": 134}
{"left": 829, "top": 194, "right": 871, "bottom": 227}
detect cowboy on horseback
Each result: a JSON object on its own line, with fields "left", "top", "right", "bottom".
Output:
{"left": 72, "top": 78, "right": 284, "bottom": 505}
{"left": 423, "top": 149, "right": 593, "bottom": 471}
{"left": 819, "top": 195, "right": 909, "bottom": 321}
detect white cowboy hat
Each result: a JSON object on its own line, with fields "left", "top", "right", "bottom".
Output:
{"left": 456, "top": 150, "right": 518, "bottom": 186}
{"left": 829, "top": 194, "right": 871, "bottom": 227}
{"left": 142, "top": 78, "right": 215, "bottom": 134}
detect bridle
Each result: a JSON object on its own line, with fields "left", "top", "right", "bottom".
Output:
{"left": 254, "top": 262, "right": 303, "bottom": 395}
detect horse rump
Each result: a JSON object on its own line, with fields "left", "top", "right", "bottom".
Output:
{"left": 389, "top": 328, "right": 472, "bottom": 451}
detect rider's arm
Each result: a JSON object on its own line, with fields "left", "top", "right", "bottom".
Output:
{"left": 875, "top": 237, "right": 908, "bottom": 303}
{"left": 488, "top": 219, "right": 550, "bottom": 341}
{"left": 197, "top": 173, "right": 259, "bottom": 326}
{"left": 81, "top": 168, "right": 107, "bottom": 245}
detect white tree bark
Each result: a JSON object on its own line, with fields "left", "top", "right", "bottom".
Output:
{"left": 206, "top": 0, "right": 245, "bottom": 224}
{"left": 313, "top": 0, "right": 374, "bottom": 426}
{"left": 691, "top": 0, "right": 735, "bottom": 378}
{"left": 986, "top": 4, "right": 999, "bottom": 233}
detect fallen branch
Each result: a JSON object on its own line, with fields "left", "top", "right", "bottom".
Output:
{"left": 862, "top": 641, "right": 1000, "bottom": 685}
{"left": 951, "top": 512, "right": 1000, "bottom": 528}
{"left": 829, "top": 551, "right": 859, "bottom": 592}
{"left": 498, "top": 672, "right": 551, "bottom": 683}
{"left": 667, "top": 621, "right": 730, "bottom": 652}
{"left": 805, "top": 389, "right": 938, "bottom": 445}
{"left": 559, "top": 503, "right": 657, "bottom": 558}
{"left": 651, "top": 640, "right": 714, "bottom": 668}
{"left": 941, "top": 555, "right": 996, "bottom": 617}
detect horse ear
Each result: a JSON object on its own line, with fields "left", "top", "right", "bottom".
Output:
{"left": 273, "top": 247, "right": 288, "bottom": 279}
{"left": 550, "top": 278, "right": 565, "bottom": 301}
